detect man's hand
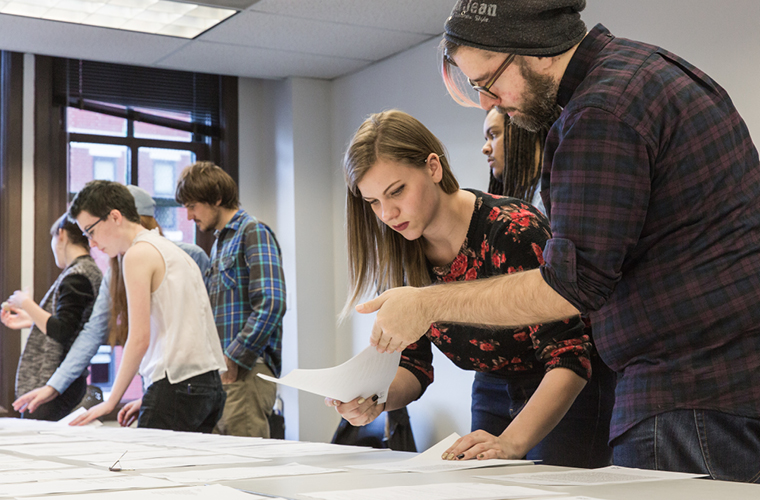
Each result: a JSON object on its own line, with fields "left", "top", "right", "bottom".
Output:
{"left": 221, "top": 355, "right": 239, "bottom": 384}
{"left": 117, "top": 398, "right": 142, "bottom": 427}
{"left": 357, "top": 287, "right": 432, "bottom": 353}
{"left": 325, "top": 395, "right": 385, "bottom": 427}
{"left": 13, "top": 386, "right": 59, "bottom": 414}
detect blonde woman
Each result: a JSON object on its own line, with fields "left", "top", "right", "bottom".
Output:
{"left": 329, "top": 110, "right": 614, "bottom": 467}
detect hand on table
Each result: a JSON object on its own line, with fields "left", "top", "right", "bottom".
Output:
{"left": 69, "top": 401, "right": 115, "bottom": 426}
{"left": 13, "top": 385, "right": 59, "bottom": 414}
{"left": 442, "top": 430, "right": 523, "bottom": 461}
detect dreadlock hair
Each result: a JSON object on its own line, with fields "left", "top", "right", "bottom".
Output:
{"left": 487, "top": 106, "right": 562, "bottom": 201}
{"left": 341, "top": 109, "right": 459, "bottom": 321}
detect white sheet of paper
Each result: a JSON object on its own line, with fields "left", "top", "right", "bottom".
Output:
{"left": 145, "top": 462, "right": 344, "bottom": 483}
{"left": 258, "top": 346, "right": 400, "bottom": 403}
{"left": 0, "top": 475, "right": 175, "bottom": 497}
{"left": 23, "top": 484, "right": 285, "bottom": 500}
{"left": 227, "top": 441, "right": 382, "bottom": 459}
{"left": 89, "top": 453, "right": 266, "bottom": 470}
{"left": 0, "top": 459, "right": 72, "bottom": 471}
{"left": 303, "top": 482, "right": 561, "bottom": 500}
{"left": 0, "top": 466, "right": 118, "bottom": 484}
{"left": 482, "top": 465, "right": 708, "bottom": 485}
{"left": 349, "top": 432, "right": 532, "bottom": 473}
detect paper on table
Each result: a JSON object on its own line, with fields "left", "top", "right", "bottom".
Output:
{"left": 23, "top": 484, "right": 287, "bottom": 500}
{"left": 145, "top": 462, "right": 344, "bottom": 483}
{"left": 303, "top": 482, "right": 561, "bottom": 500}
{"left": 0, "top": 475, "right": 175, "bottom": 498}
{"left": 258, "top": 346, "right": 400, "bottom": 404}
{"left": 349, "top": 432, "right": 533, "bottom": 473}
{"left": 482, "top": 465, "right": 709, "bottom": 485}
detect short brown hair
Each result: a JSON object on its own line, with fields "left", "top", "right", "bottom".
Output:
{"left": 175, "top": 161, "right": 239, "bottom": 209}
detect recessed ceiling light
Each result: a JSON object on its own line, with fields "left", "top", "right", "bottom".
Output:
{"left": 0, "top": 0, "right": 237, "bottom": 38}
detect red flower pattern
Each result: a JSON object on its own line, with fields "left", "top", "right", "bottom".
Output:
{"left": 401, "top": 192, "right": 590, "bottom": 387}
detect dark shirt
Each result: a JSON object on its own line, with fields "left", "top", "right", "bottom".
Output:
{"left": 401, "top": 190, "right": 592, "bottom": 396}
{"left": 539, "top": 25, "right": 760, "bottom": 439}
{"left": 45, "top": 274, "right": 95, "bottom": 346}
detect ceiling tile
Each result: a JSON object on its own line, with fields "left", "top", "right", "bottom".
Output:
{"left": 249, "top": 0, "right": 452, "bottom": 35}
{"left": 200, "top": 11, "right": 432, "bottom": 60}
{"left": 156, "top": 40, "right": 370, "bottom": 79}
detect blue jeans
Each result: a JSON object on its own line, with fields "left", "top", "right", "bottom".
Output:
{"left": 139, "top": 370, "right": 226, "bottom": 433}
{"left": 612, "top": 409, "right": 760, "bottom": 483}
{"left": 471, "top": 355, "right": 615, "bottom": 468}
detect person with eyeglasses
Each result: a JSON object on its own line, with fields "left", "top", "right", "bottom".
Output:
{"left": 12, "top": 185, "right": 211, "bottom": 425}
{"left": 1, "top": 214, "right": 102, "bottom": 421}
{"left": 361, "top": 0, "right": 760, "bottom": 482}
{"left": 330, "top": 109, "right": 613, "bottom": 467}
{"left": 60, "top": 180, "right": 226, "bottom": 431}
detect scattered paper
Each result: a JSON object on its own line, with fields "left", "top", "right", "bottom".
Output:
{"left": 145, "top": 462, "right": 344, "bottom": 483}
{"left": 22, "top": 484, "right": 277, "bottom": 500}
{"left": 227, "top": 441, "right": 382, "bottom": 459}
{"left": 482, "top": 465, "right": 708, "bottom": 485}
{"left": 303, "top": 482, "right": 561, "bottom": 500}
{"left": 349, "top": 432, "right": 532, "bottom": 473}
{"left": 258, "top": 346, "right": 400, "bottom": 404}
{"left": 0, "top": 466, "right": 117, "bottom": 484}
{"left": 0, "top": 475, "right": 175, "bottom": 497}
{"left": 89, "top": 453, "right": 266, "bottom": 471}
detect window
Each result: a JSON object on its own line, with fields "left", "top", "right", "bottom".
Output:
{"left": 46, "top": 57, "right": 238, "bottom": 403}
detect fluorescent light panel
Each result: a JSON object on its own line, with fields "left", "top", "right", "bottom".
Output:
{"left": 0, "top": 0, "right": 236, "bottom": 38}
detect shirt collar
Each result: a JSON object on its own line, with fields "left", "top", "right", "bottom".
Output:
{"left": 557, "top": 24, "right": 615, "bottom": 108}
{"left": 214, "top": 208, "right": 246, "bottom": 238}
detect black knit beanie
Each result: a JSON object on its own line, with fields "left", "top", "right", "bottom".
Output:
{"left": 444, "top": 0, "right": 587, "bottom": 57}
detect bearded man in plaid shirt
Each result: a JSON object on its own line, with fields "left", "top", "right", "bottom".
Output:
{"left": 177, "top": 161, "right": 286, "bottom": 437}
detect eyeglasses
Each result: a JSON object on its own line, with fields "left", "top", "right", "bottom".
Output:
{"left": 82, "top": 217, "right": 106, "bottom": 239}
{"left": 468, "top": 53, "right": 516, "bottom": 100}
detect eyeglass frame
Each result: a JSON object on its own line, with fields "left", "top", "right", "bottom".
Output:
{"left": 82, "top": 216, "right": 106, "bottom": 240}
{"left": 467, "top": 53, "right": 516, "bottom": 100}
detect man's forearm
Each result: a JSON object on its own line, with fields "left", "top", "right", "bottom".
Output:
{"left": 421, "top": 269, "right": 579, "bottom": 328}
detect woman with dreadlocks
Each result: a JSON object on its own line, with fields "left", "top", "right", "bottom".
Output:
{"left": 328, "top": 109, "right": 614, "bottom": 467}
{"left": 483, "top": 107, "right": 562, "bottom": 214}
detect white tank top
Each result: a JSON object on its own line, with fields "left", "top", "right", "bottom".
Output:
{"left": 131, "top": 229, "right": 226, "bottom": 386}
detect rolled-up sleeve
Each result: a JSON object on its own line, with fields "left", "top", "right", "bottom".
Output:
{"left": 541, "top": 106, "right": 652, "bottom": 314}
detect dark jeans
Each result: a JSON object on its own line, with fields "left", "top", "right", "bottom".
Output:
{"left": 612, "top": 409, "right": 760, "bottom": 483}
{"left": 138, "top": 370, "right": 226, "bottom": 433}
{"left": 21, "top": 375, "right": 87, "bottom": 421}
{"left": 471, "top": 355, "right": 616, "bottom": 468}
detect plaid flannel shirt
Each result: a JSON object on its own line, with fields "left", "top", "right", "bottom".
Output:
{"left": 539, "top": 25, "right": 760, "bottom": 440}
{"left": 207, "top": 209, "right": 286, "bottom": 377}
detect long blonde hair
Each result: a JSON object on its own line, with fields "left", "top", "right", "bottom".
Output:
{"left": 342, "top": 110, "right": 459, "bottom": 320}
{"left": 107, "top": 215, "right": 163, "bottom": 346}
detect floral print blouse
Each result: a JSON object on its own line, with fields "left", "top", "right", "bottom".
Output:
{"left": 399, "top": 190, "right": 592, "bottom": 395}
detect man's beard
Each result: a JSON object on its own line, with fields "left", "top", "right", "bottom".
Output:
{"left": 498, "top": 59, "right": 559, "bottom": 133}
